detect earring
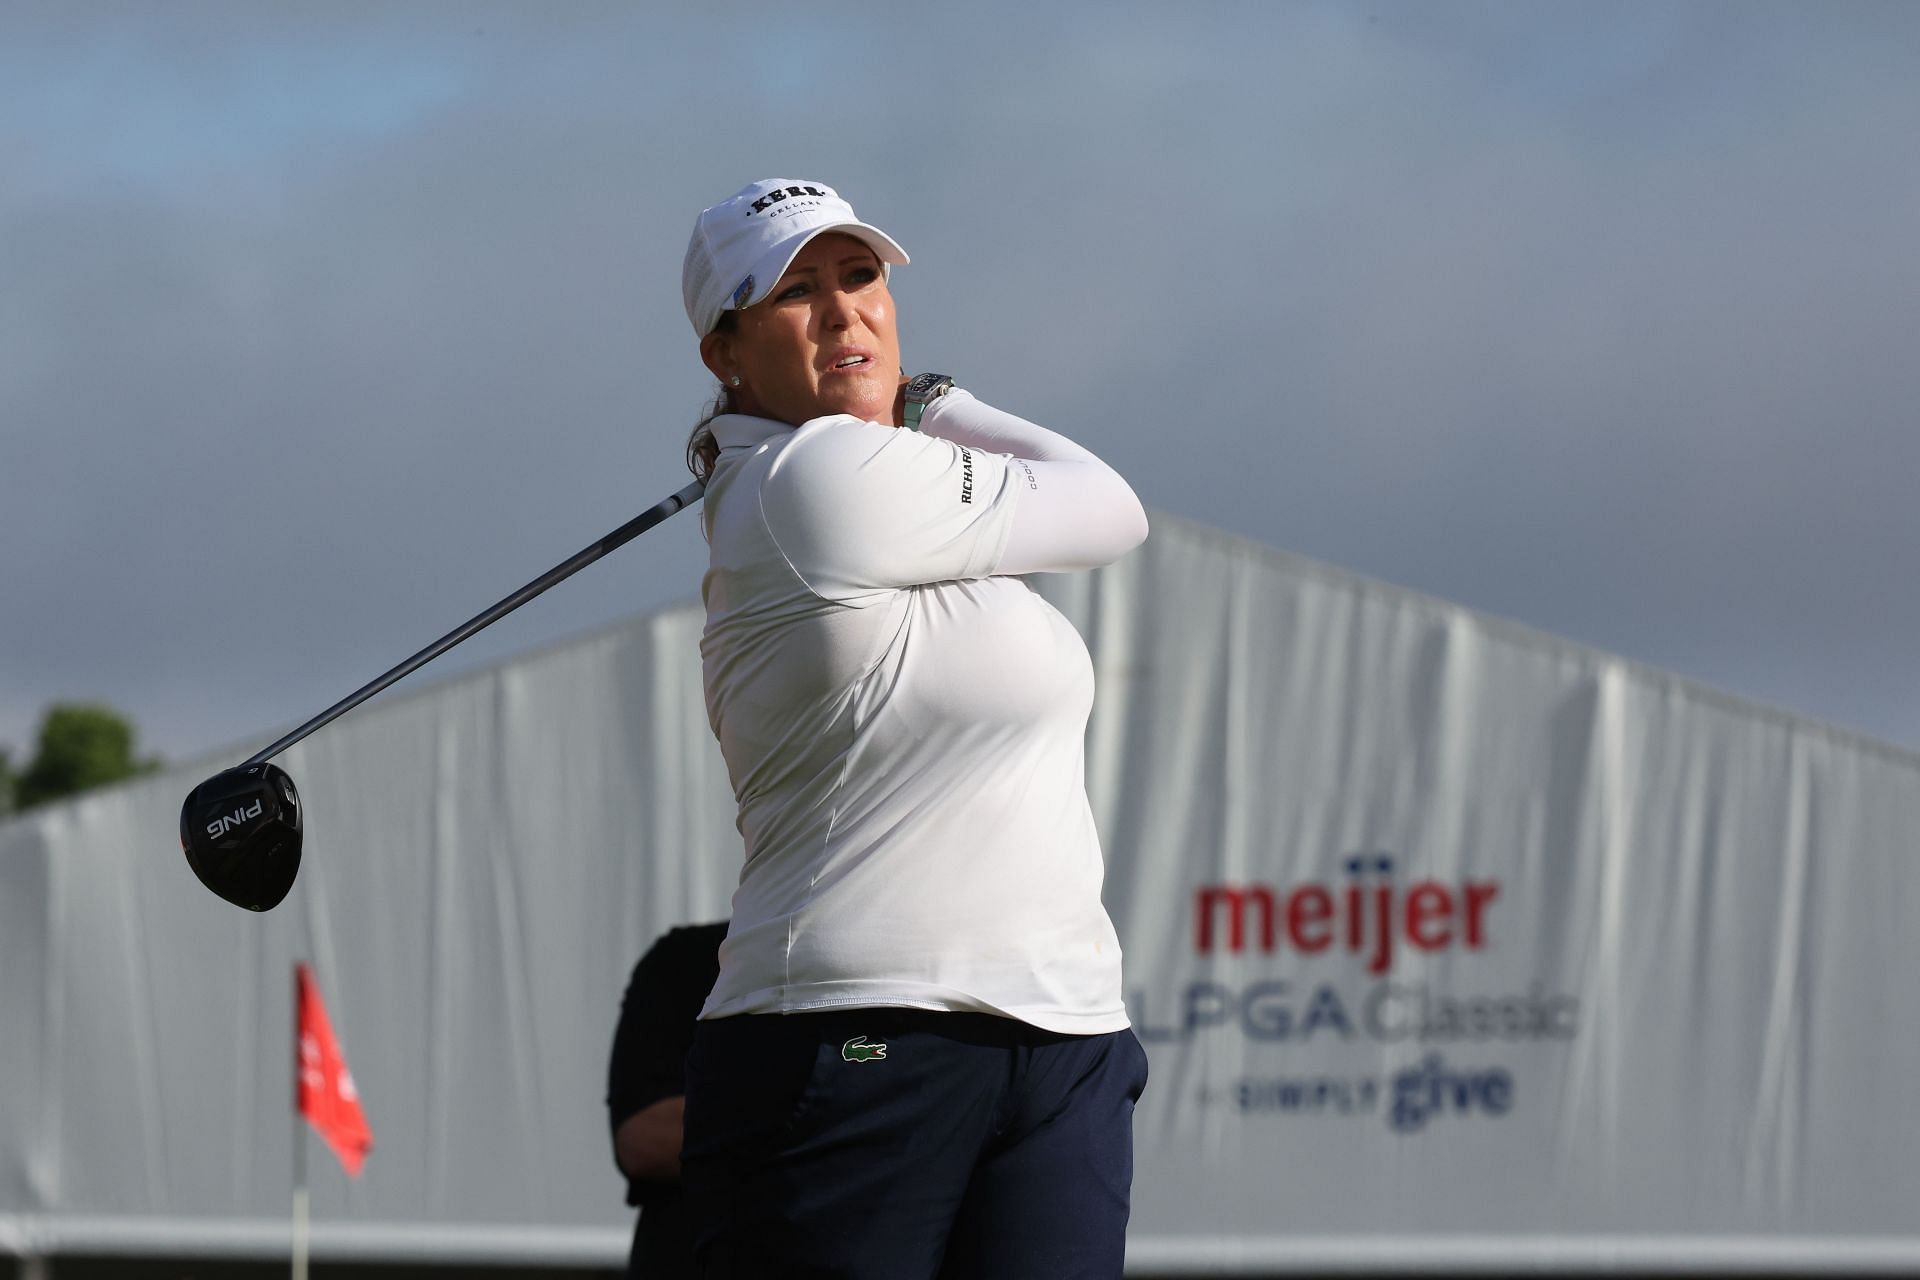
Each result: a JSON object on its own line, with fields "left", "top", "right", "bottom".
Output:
{"left": 729, "top": 376, "right": 742, "bottom": 388}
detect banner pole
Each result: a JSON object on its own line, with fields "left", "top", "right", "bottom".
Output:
{"left": 293, "top": 963, "right": 309, "bottom": 1280}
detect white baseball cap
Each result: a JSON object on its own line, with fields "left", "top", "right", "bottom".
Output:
{"left": 682, "top": 178, "right": 910, "bottom": 336}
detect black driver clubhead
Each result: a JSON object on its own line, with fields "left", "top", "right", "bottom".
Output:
{"left": 181, "top": 763, "right": 303, "bottom": 911}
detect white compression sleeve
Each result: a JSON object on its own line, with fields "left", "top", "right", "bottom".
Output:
{"left": 916, "top": 389, "right": 1148, "bottom": 575}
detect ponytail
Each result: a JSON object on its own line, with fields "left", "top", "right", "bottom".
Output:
{"left": 686, "top": 312, "right": 738, "bottom": 483}
{"left": 686, "top": 390, "right": 726, "bottom": 483}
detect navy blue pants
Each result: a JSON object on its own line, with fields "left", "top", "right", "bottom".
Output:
{"left": 681, "top": 1009, "right": 1149, "bottom": 1279}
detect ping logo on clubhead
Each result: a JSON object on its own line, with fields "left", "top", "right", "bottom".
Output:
{"left": 206, "top": 798, "right": 265, "bottom": 839}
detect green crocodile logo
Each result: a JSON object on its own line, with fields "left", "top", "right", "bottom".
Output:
{"left": 841, "top": 1036, "right": 888, "bottom": 1063}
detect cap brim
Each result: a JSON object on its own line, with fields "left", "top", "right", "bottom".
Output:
{"left": 734, "top": 221, "right": 910, "bottom": 315}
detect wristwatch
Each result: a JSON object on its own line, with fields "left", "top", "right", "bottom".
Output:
{"left": 902, "top": 372, "right": 955, "bottom": 432}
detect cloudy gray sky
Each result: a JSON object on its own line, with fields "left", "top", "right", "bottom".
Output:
{"left": 4, "top": 0, "right": 1917, "bottom": 769}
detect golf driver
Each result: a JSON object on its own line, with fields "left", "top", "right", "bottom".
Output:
{"left": 181, "top": 479, "right": 705, "bottom": 911}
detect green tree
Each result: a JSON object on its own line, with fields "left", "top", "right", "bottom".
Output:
{"left": 14, "top": 703, "right": 163, "bottom": 811}
{"left": 0, "top": 747, "right": 16, "bottom": 817}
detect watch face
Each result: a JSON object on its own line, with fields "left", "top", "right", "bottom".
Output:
{"left": 906, "top": 373, "right": 953, "bottom": 402}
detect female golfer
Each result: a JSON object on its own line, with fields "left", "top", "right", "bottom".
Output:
{"left": 678, "top": 178, "right": 1149, "bottom": 1279}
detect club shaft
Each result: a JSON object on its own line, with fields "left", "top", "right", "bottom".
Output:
{"left": 244, "top": 480, "right": 705, "bottom": 767}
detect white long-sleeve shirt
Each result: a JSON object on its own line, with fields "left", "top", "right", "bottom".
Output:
{"left": 696, "top": 389, "right": 1146, "bottom": 1032}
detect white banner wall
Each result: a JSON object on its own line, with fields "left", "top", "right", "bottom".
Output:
{"left": 4, "top": 512, "right": 1918, "bottom": 1271}
{"left": 1046, "top": 519, "right": 1920, "bottom": 1271}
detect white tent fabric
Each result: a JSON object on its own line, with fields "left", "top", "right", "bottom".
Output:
{"left": 4, "top": 511, "right": 1919, "bottom": 1272}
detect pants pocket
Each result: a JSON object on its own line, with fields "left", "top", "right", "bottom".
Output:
{"left": 683, "top": 1016, "right": 833, "bottom": 1170}
{"left": 1124, "top": 1027, "right": 1151, "bottom": 1102}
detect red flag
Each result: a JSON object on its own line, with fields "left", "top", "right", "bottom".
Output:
{"left": 296, "top": 963, "right": 373, "bottom": 1176}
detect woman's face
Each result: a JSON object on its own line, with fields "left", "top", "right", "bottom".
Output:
{"left": 701, "top": 232, "right": 902, "bottom": 427}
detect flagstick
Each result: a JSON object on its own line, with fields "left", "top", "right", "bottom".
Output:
{"left": 293, "top": 1142, "right": 310, "bottom": 1280}
{"left": 293, "top": 963, "right": 310, "bottom": 1280}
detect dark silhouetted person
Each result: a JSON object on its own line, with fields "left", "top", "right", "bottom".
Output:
{"left": 606, "top": 921, "right": 728, "bottom": 1276}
